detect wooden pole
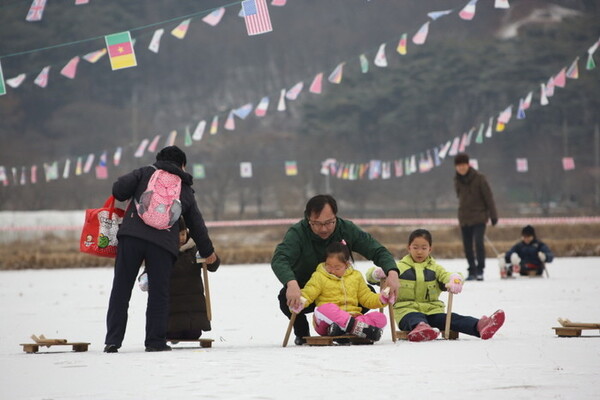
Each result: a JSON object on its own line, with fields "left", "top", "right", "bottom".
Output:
{"left": 388, "top": 303, "right": 397, "bottom": 343}
{"left": 444, "top": 292, "right": 454, "bottom": 339}
{"left": 282, "top": 312, "right": 297, "bottom": 347}
{"left": 202, "top": 262, "right": 212, "bottom": 321}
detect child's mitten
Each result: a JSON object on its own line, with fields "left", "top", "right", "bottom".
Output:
{"left": 445, "top": 274, "right": 463, "bottom": 294}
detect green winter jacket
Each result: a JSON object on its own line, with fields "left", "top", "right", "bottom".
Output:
{"left": 368, "top": 255, "right": 460, "bottom": 324}
{"left": 271, "top": 217, "right": 398, "bottom": 288}
{"left": 301, "top": 264, "right": 384, "bottom": 315}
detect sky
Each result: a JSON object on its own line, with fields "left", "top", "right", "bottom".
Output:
{"left": 1, "top": 257, "right": 599, "bottom": 400}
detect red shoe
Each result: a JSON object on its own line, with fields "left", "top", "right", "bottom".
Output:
{"left": 407, "top": 322, "right": 440, "bottom": 342}
{"left": 478, "top": 310, "right": 505, "bottom": 340}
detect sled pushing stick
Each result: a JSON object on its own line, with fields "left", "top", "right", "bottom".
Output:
{"left": 282, "top": 312, "right": 297, "bottom": 347}
{"left": 444, "top": 292, "right": 454, "bottom": 340}
{"left": 484, "top": 235, "right": 500, "bottom": 257}
{"left": 196, "top": 257, "right": 212, "bottom": 321}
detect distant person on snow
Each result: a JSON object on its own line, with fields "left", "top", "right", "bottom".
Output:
{"left": 290, "top": 241, "right": 391, "bottom": 342}
{"left": 367, "top": 229, "right": 505, "bottom": 342}
{"left": 502, "top": 225, "right": 553, "bottom": 277}
{"left": 104, "top": 146, "right": 218, "bottom": 353}
{"left": 454, "top": 152, "right": 498, "bottom": 281}
{"left": 271, "top": 194, "right": 399, "bottom": 345}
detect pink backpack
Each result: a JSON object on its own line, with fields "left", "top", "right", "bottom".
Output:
{"left": 136, "top": 167, "right": 182, "bottom": 230}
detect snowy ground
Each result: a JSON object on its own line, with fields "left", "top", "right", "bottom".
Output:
{"left": 1, "top": 258, "right": 599, "bottom": 400}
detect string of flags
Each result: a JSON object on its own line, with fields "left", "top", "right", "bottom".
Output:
{"left": 1, "top": 1, "right": 597, "bottom": 187}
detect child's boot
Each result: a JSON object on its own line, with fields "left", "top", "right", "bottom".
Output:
{"left": 478, "top": 309, "right": 505, "bottom": 340}
{"left": 349, "top": 320, "right": 383, "bottom": 341}
{"left": 407, "top": 322, "right": 440, "bottom": 342}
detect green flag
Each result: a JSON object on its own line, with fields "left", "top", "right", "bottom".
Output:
{"left": 0, "top": 61, "right": 6, "bottom": 96}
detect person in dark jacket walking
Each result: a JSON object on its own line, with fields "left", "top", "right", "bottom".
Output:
{"left": 503, "top": 225, "right": 553, "bottom": 277}
{"left": 454, "top": 153, "right": 498, "bottom": 281}
{"left": 104, "top": 146, "right": 217, "bottom": 353}
{"left": 271, "top": 194, "right": 399, "bottom": 345}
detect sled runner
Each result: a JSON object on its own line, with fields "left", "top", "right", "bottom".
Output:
{"left": 552, "top": 318, "right": 600, "bottom": 337}
{"left": 20, "top": 334, "right": 90, "bottom": 353}
{"left": 168, "top": 338, "right": 214, "bottom": 348}
{"left": 302, "top": 335, "right": 374, "bottom": 346}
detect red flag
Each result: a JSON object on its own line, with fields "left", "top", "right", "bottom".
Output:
{"left": 242, "top": 0, "right": 273, "bottom": 36}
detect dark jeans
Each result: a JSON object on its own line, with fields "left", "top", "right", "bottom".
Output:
{"left": 460, "top": 223, "right": 487, "bottom": 276}
{"left": 105, "top": 236, "right": 176, "bottom": 348}
{"left": 399, "top": 312, "right": 480, "bottom": 337}
{"left": 277, "top": 284, "right": 376, "bottom": 338}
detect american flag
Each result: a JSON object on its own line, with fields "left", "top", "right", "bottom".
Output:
{"left": 26, "top": 0, "right": 47, "bottom": 22}
{"left": 242, "top": 0, "right": 273, "bottom": 36}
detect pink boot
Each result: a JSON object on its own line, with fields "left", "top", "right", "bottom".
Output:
{"left": 407, "top": 322, "right": 440, "bottom": 342}
{"left": 477, "top": 309, "right": 505, "bottom": 340}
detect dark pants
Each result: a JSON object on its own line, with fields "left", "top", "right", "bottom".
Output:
{"left": 105, "top": 236, "right": 176, "bottom": 348}
{"left": 460, "top": 223, "right": 487, "bottom": 276}
{"left": 277, "top": 284, "right": 376, "bottom": 338}
{"left": 399, "top": 312, "right": 480, "bottom": 337}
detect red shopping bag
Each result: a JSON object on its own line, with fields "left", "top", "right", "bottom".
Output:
{"left": 79, "top": 195, "right": 125, "bottom": 258}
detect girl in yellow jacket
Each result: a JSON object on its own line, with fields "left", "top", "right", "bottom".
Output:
{"left": 291, "top": 241, "right": 391, "bottom": 341}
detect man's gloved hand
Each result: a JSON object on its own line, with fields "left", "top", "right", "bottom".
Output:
{"left": 491, "top": 218, "right": 498, "bottom": 226}
{"left": 206, "top": 254, "right": 221, "bottom": 272}
{"left": 538, "top": 251, "right": 547, "bottom": 262}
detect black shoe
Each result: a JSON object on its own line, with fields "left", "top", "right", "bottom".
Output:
{"left": 465, "top": 275, "right": 477, "bottom": 281}
{"left": 103, "top": 344, "right": 119, "bottom": 353}
{"left": 327, "top": 323, "right": 346, "bottom": 336}
{"left": 145, "top": 344, "right": 172, "bottom": 352}
{"left": 350, "top": 320, "right": 383, "bottom": 341}
{"left": 476, "top": 274, "right": 484, "bottom": 281}
{"left": 294, "top": 336, "right": 306, "bottom": 345}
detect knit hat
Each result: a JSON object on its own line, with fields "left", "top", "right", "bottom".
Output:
{"left": 454, "top": 153, "right": 469, "bottom": 165}
{"left": 521, "top": 225, "right": 536, "bottom": 237}
{"left": 156, "top": 146, "right": 187, "bottom": 167}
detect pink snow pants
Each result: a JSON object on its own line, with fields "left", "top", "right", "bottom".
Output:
{"left": 313, "top": 303, "right": 387, "bottom": 336}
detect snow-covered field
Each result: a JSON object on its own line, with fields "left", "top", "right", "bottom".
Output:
{"left": 1, "top": 258, "right": 599, "bottom": 400}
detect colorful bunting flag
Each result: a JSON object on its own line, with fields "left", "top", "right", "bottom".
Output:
{"left": 26, "top": 0, "right": 47, "bottom": 22}
{"left": 494, "top": 0, "right": 510, "bottom": 9}
{"left": 277, "top": 89, "right": 286, "bottom": 111}
{"left": 34, "top": 66, "right": 50, "bottom": 88}
{"left": 83, "top": 48, "right": 107, "bottom": 63}
{"left": 171, "top": 19, "right": 191, "bottom": 39}
{"left": 412, "top": 21, "right": 430, "bottom": 45}
{"left": 309, "top": 73, "right": 323, "bottom": 94}
{"left": 184, "top": 126, "right": 193, "bottom": 146}
{"left": 242, "top": 0, "right": 273, "bottom": 36}
{"left": 60, "top": 56, "right": 80, "bottom": 79}
{"left": 19, "top": 167, "right": 26, "bottom": 185}
{"left": 374, "top": 43, "right": 388, "bottom": 67}
{"left": 566, "top": 57, "right": 579, "bottom": 79}
{"left": 459, "top": 0, "right": 478, "bottom": 20}
{"left": 225, "top": 111, "right": 236, "bottom": 130}
{"left": 6, "top": 73, "right": 26, "bottom": 88}
{"left": 545, "top": 77, "right": 555, "bottom": 97}
{"left": 448, "top": 136, "right": 460, "bottom": 156}
{"left": 233, "top": 103, "right": 254, "bottom": 119}
{"left": 396, "top": 33, "right": 408, "bottom": 55}
{"left": 75, "top": 157, "right": 83, "bottom": 175}
{"left": 394, "top": 160, "right": 403, "bottom": 177}
{"left": 586, "top": 53, "right": 596, "bottom": 70}
{"left": 148, "top": 29, "right": 165, "bottom": 53}
{"left": 285, "top": 161, "right": 298, "bottom": 176}
{"left": 83, "top": 154, "right": 95, "bottom": 174}
{"left": 475, "top": 123, "right": 484, "bottom": 143}
{"left": 285, "top": 82, "right": 304, "bottom": 100}
{"left": 255, "top": 97, "right": 269, "bottom": 117}
{"left": 113, "top": 147, "right": 122, "bottom": 166}
{"left": 148, "top": 135, "right": 160, "bottom": 152}
{"left": 0, "top": 62, "right": 5, "bottom": 96}
{"left": 202, "top": 7, "right": 226, "bottom": 26}
{"left": 193, "top": 121, "right": 206, "bottom": 140}
{"left": 165, "top": 130, "right": 177, "bottom": 147}
{"left": 516, "top": 158, "right": 528, "bottom": 172}
{"left": 469, "top": 158, "right": 479, "bottom": 170}
{"left": 517, "top": 98, "right": 526, "bottom": 120}
{"left": 210, "top": 115, "right": 219, "bottom": 135}
{"left": 554, "top": 68, "right": 566, "bottom": 88}
{"left": 485, "top": 117, "right": 493, "bottom": 138}
{"left": 427, "top": 9, "right": 453, "bottom": 20}
{"left": 438, "top": 140, "right": 451, "bottom": 159}
{"left": 63, "top": 159, "right": 71, "bottom": 179}
{"left": 562, "top": 157, "right": 575, "bottom": 171}
{"left": 522, "top": 91, "right": 533, "bottom": 110}
{"left": 95, "top": 152, "right": 108, "bottom": 179}
{"left": 193, "top": 164, "right": 206, "bottom": 179}
{"left": 240, "top": 162, "right": 253, "bottom": 178}
{"left": 134, "top": 139, "right": 149, "bottom": 158}
{"left": 540, "top": 83, "right": 549, "bottom": 106}
{"left": 0, "top": 166, "right": 8, "bottom": 186}
{"left": 31, "top": 165, "right": 37, "bottom": 184}
{"left": 271, "top": 0, "right": 286, "bottom": 6}
{"left": 105, "top": 31, "right": 137, "bottom": 70}
{"left": 328, "top": 62, "right": 345, "bottom": 84}
{"left": 359, "top": 54, "right": 369, "bottom": 73}
{"left": 75, "top": 0, "right": 90, "bottom": 5}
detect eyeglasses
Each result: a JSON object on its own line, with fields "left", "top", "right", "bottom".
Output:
{"left": 309, "top": 219, "right": 336, "bottom": 228}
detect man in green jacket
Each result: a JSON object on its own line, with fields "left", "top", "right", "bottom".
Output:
{"left": 271, "top": 194, "right": 399, "bottom": 345}
{"left": 454, "top": 153, "right": 498, "bottom": 281}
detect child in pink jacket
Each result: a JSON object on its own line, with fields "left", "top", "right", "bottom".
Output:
{"left": 291, "top": 241, "right": 391, "bottom": 341}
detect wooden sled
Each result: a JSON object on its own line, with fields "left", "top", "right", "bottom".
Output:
{"left": 552, "top": 318, "right": 600, "bottom": 337}
{"left": 168, "top": 338, "right": 214, "bottom": 348}
{"left": 302, "top": 335, "right": 374, "bottom": 346}
{"left": 392, "top": 329, "right": 459, "bottom": 341}
{"left": 21, "top": 334, "right": 90, "bottom": 353}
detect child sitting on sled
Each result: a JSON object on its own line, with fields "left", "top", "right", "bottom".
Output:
{"left": 367, "top": 228, "right": 505, "bottom": 342}
{"left": 138, "top": 218, "right": 220, "bottom": 341}
{"left": 290, "top": 241, "right": 391, "bottom": 342}
{"left": 502, "top": 225, "right": 553, "bottom": 277}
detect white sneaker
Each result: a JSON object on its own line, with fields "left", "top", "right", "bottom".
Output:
{"left": 138, "top": 272, "right": 148, "bottom": 292}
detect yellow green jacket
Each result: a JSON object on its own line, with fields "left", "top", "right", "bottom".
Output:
{"left": 367, "top": 255, "right": 461, "bottom": 324}
{"left": 301, "top": 263, "right": 384, "bottom": 315}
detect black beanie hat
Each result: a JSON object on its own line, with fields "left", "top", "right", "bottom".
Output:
{"left": 156, "top": 146, "right": 187, "bottom": 167}
{"left": 454, "top": 153, "right": 470, "bottom": 165}
{"left": 522, "top": 225, "right": 536, "bottom": 237}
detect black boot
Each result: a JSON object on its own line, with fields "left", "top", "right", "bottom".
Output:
{"left": 349, "top": 320, "right": 383, "bottom": 341}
